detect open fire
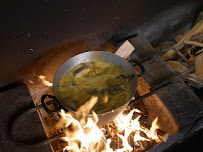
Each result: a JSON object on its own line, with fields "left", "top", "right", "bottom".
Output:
{"left": 55, "top": 96, "right": 167, "bottom": 152}
{"left": 35, "top": 75, "right": 168, "bottom": 151}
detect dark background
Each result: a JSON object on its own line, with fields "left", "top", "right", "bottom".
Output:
{"left": 0, "top": 0, "right": 202, "bottom": 83}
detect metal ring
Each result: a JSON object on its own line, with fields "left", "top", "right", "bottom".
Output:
{"left": 129, "top": 59, "right": 145, "bottom": 77}
{"left": 41, "top": 94, "right": 61, "bottom": 114}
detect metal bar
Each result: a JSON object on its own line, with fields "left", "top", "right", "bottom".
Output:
{"left": 33, "top": 133, "right": 65, "bottom": 147}
{"left": 151, "top": 66, "right": 194, "bottom": 91}
{"left": 130, "top": 34, "right": 201, "bottom": 64}
{"left": 128, "top": 65, "right": 194, "bottom": 108}
{"left": 128, "top": 81, "right": 172, "bottom": 108}
{"left": 183, "top": 74, "right": 203, "bottom": 88}
{"left": 11, "top": 133, "right": 65, "bottom": 148}
{"left": 155, "top": 42, "right": 185, "bottom": 57}
{"left": 138, "top": 42, "right": 185, "bottom": 63}
{"left": 172, "top": 46, "right": 193, "bottom": 67}
{"left": 136, "top": 40, "right": 195, "bottom": 91}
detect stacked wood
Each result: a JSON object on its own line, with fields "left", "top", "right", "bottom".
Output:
{"left": 162, "top": 20, "right": 203, "bottom": 60}
{"left": 114, "top": 40, "right": 135, "bottom": 59}
{"left": 162, "top": 20, "right": 203, "bottom": 88}
{"left": 195, "top": 53, "right": 203, "bottom": 79}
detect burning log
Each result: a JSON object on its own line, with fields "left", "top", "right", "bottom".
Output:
{"left": 139, "top": 120, "right": 169, "bottom": 142}
{"left": 55, "top": 104, "right": 169, "bottom": 152}
{"left": 104, "top": 109, "right": 169, "bottom": 152}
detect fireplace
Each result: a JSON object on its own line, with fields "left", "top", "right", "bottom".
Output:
{"left": 1, "top": 0, "right": 203, "bottom": 152}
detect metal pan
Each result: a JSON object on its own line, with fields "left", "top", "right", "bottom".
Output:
{"left": 41, "top": 51, "right": 145, "bottom": 125}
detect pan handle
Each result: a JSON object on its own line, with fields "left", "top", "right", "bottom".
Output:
{"left": 41, "top": 94, "right": 62, "bottom": 114}
{"left": 129, "top": 59, "right": 145, "bottom": 77}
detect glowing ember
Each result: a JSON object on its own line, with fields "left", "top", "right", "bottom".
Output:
{"left": 56, "top": 98, "right": 165, "bottom": 152}
{"left": 38, "top": 75, "right": 53, "bottom": 86}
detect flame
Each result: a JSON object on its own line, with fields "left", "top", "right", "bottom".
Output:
{"left": 57, "top": 99, "right": 163, "bottom": 152}
{"left": 77, "top": 96, "right": 98, "bottom": 114}
{"left": 107, "top": 110, "right": 160, "bottom": 151}
{"left": 148, "top": 117, "right": 161, "bottom": 143}
{"left": 58, "top": 96, "right": 106, "bottom": 152}
{"left": 38, "top": 75, "right": 53, "bottom": 86}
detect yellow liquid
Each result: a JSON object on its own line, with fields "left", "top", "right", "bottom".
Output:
{"left": 58, "top": 61, "right": 132, "bottom": 113}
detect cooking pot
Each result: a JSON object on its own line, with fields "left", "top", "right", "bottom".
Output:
{"left": 41, "top": 51, "right": 145, "bottom": 125}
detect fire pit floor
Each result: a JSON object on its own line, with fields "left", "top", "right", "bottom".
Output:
{"left": 0, "top": 84, "right": 53, "bottom": 152}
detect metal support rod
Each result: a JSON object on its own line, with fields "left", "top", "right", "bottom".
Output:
{"left": 138, "top": 42, "right": 184, "bottom": 63}
{"left": 151, "top": 66, "right": 194, "bottom": 91}
{"left": 172, "top": 46, "right": 193, "bottom": 67}
{"left": 128, "top": 81, "right": 172, "bottom": 108}
{"left": 128, "top": 65, "right": 194, "bottom": 108}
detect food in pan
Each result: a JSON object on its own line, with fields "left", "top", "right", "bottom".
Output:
{"left": 58, "top": 61, "right": 132, "bottom": 114}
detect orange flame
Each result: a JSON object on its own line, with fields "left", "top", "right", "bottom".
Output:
{"left": 108, "top": 110, "right": 159, "bottom": 151}
{"left": 57, "top": 101, "right": 163, "bottom": 152}
{"left": 58, "top": 96, "right": 106, "bottom": 152}
{"left": 38, "top": 75, "right": 53, "bottom": 86}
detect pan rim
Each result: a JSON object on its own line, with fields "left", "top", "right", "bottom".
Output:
{"left": 52, "top": 51, "right": 137, "bottom": 116}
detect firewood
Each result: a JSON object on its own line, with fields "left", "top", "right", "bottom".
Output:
{"left": 114, "top": 40, "right": 135, "bottom": 59}
{"left": 162, "top": 49, "right": 176, "bottom": 60}
{"left": 166, "top": 60, "right": 188, "bottom": 73}
{"left": 162, "top": 20, "right": 203, "bottom": 60}
{"left": 137, "top": 140, "right": 145, "bottom": 151}
{"left": 179, "top": 20, "right": 203, "bottom": 43}
{"left": 175, "top": 35, "right": 183, "bottom": 43}
{"left": 189, "top": 55, "right": 195, "bottom": 63}
{"left": 195, "top": 48, "right": 203, "bottom": 55}
{"left": 140, "top": 140, "right": 150, "bottom": 151}
{"left": 183, "top": 74, "right": 203, "bottom": 88}
{"left": 139, "top": 120, "right": 169, "bottom": 142}
{"left": 187, "top": 49, "right": 194, "bottom": 63}
{"left": 194, "top": 53, "right": 203, "bottom": 79}
{"left": 157, "top": 130, "right": 169, "bottom": 142}
{"left": 183, "top": 40, "right": 203, "bottom": 47}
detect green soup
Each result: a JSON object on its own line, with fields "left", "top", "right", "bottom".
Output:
{"left": 58, "top": 61, "right": 132, "bottom": 114}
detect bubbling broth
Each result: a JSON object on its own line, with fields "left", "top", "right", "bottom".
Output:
{"left": 58, "top": 61, "right": 132, "bottom": 114}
